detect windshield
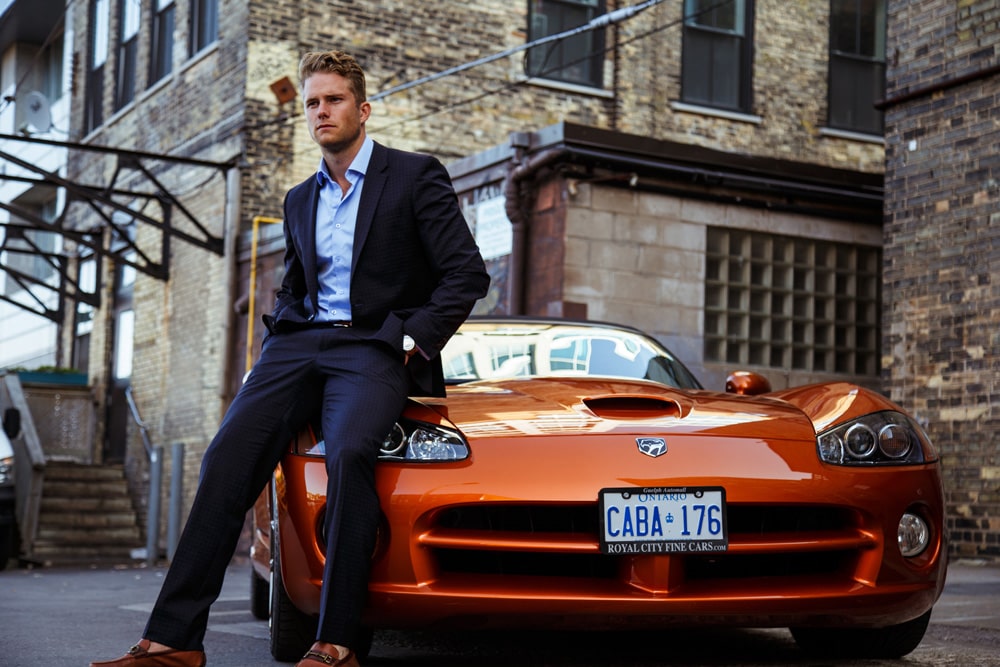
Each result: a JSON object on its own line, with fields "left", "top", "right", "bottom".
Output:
{"left": 441, "top": 321, "right": 702, "bottom": 390}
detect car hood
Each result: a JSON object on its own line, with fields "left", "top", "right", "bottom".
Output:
{"left": 433, "top": 377, "right": 817, "bottom": 442}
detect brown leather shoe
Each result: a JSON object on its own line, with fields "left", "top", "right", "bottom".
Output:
{"left": 89, "top": 639, "right": 206, "bottom": 667}
{"left": 296, "top": 645, "right": 359, "bottom": 666}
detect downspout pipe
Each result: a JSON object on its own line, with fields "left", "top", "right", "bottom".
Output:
{"left": 503, "top": 132, "right": 568, "bottom": 315}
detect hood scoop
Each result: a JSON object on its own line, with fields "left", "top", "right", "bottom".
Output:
{"left": 582, "top": 394, "right": 685, "bottom": 420}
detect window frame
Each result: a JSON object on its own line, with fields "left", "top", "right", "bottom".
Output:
{"left": 1, "top": 200, "right": 61, "bottom": 298}
{"left": 85, "top": 0, "right": 110, "bottom": 133}
{"left": 114, "top": 0, "right": 141, "bottom": 110}
{"left": 40, "top": 34, "right": 65, "bottom": 104}
{"left": 526, "top": 0, "right": 606, "bottom": 90}
{"left": 828, "top": 0, "right": 886, "bottom": 135}
{"left": 680, "top": 0, "right": 755, "bottom": 113}
{"left": 190, "top": 0, "right": 219, "bottom": 57}
{"left": 150, "top": 0, "right": 176, "bottom": 85}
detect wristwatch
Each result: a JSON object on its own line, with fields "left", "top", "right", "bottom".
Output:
{"left": 402, "top": 334, "right": 416, "bottom": 353}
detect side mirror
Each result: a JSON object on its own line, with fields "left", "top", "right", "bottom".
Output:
{"left": 725, "top": 371, "right": 772, "bottom": 396}
{"left": 2, "top": 407, "right": 21, "bottom": 440}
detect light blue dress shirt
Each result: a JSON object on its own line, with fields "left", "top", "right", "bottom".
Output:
{"left": 312, "top": 136, "right": 373, "bottom": 322}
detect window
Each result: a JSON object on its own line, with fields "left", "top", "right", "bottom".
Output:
{"left": 526, "top": 0, "right": 605, "bottom": 89}
{"left": 681, "top": 0, "right": 754, "bottom": 112}
{"left": 85, "top": 0, "right": 109, "bottom": 132}
{"left": 2, "top": 200, "right": 60, "bottom": 298}
{"left": 41, "top": 34, "right": 65, "bottom": 104}
{"left": 829, "top": 0, "right": 886, "bottom": 134}
{"left": 150, "top": 0, "right": 176, "bottom": 84}
{"left": 190, "top": 0, "right": 219, "bottom": 56}
{"left": 704, "top": 228, "right": 880, "bottom": 376}
{"left": 115, "top": 0, "right": 140, "bottom": 110}
{"left": 72, "top": 255, "right": 97, "bottom": 373}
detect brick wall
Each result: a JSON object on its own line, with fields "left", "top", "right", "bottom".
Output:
{"left": 883, "top": 0, "right": 1000, "bottom": 558}
{"left": 66, "top": 0, "right": 248, "bottom": 522}
{"left": 63, "top": 0, "right": 899, "bottom": 550}
{"left": 235, "top": 0, "right": 885, "bottom": 172}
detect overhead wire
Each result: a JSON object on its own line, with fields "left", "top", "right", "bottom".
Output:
{"left": 368, "top": 0, "right": 668, "bottom": 102}
{"left": 365, "top": 0, "right": 732, "bottom": 135}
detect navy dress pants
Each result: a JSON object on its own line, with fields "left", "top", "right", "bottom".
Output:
{"left": 143, "top": 326, "right": 409, "bottom": 651}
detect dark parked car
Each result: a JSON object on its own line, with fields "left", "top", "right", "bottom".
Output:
{"left": 0, "top": 418, "right": 17, "bottom": 570}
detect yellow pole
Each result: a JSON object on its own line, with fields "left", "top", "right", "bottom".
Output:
{"left": 246, "top": 216, "right": 283, "bottom": 374}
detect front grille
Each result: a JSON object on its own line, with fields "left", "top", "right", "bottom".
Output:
{"left": 436, "top": 548, "right": 618, "bottom": 579}
{"left": 436, "top": 503, "right": 599, "bottom": 534}
{"left": 427, "top": 503, "right": 863, "bottom": 583}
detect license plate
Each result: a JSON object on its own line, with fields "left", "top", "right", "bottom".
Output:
{"left": 599, "top": 486, "right": 728, "bottom": 554}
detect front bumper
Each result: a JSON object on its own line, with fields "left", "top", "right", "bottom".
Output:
{"left": 275, "top": 434, "right": 947, "bottom": 631}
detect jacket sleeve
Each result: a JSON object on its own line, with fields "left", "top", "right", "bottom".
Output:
{"left": 401, "top": 156, "right": 490, "bottom": 357}
{"left": 265, "top": 188, "right": 312, "bottom": 332}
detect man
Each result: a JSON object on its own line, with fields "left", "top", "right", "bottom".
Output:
{"left": 91, "top": 50, "right": 490, "bottom": 667}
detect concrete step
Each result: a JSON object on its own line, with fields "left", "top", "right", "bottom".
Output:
{"left": 43, "top": 462, "right": 130, "bottom": 483}
{"left": 41, "top": 496, "right": 135, "bottom": 513}
{"left": 29, "top": 543, "right": 140, "bottom": 565}
{"left": 42, "top": 480, "right": 132, "bottom": 498}
{"left": 37, "top": 510, "right": 138, "bottom": 529}
{"left": 30, "top": 462, "right": 145, "bottom": 566}
{"left": 36, "top": 527, "right": 141, "bottom": 544}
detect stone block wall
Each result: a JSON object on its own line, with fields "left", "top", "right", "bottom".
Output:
{"left": 558, "top": 181, "right": 882, "bottom": 390}
{"left": 883, "top": 0, "right": 1000, "bottom": 558}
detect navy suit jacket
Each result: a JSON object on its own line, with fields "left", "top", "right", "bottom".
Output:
{"left": 263, "top": 142, "right": 490, "bottom": 396}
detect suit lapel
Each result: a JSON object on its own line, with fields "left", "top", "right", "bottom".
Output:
{"left": 352, "top": 142, "right": 388, "bottom": 280}
{"left": 292, "top": 176, "right": 322, "bottom": 311}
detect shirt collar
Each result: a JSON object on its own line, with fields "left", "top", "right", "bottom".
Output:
{"left": 315, "top": 136, "right": 374, "bottom": 187}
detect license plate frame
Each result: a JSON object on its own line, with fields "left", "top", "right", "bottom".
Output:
{"left": 598, "top": 486, "right": 728, "bottom": 554}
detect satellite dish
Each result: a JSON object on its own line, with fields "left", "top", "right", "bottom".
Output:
{"left": 22, "top": 91, "right": 52, "bottom": 133}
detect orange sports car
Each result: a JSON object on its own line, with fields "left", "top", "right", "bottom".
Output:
{"left": 250, "top": 317, "right": 946, "bottom": 660}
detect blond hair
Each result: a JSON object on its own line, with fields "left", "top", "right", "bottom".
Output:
{"left": 298, "top": 50, "right": 367, "bottom": 102}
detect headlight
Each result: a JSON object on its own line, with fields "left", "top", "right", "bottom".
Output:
{"left": 0, "top": 456, "right": 13, "bottom": 486}
{"left": 379, "top": 419, "right": 470, "bottom": 462}
{"left": 817, "top": 411, "right": 932, "bottom": 466}
{"left": 295, "top": 419, "right": 470, "bottom": 462}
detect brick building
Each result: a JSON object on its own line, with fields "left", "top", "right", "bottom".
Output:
{"left": 13, "top": 0, "right": 990, "bottom": 559}
{"left": 882, "top": 0, "right": 999, "bottom": 559}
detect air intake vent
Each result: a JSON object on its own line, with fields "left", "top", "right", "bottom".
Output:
{"left": 582, "top": 395, "right": 682, "bottom": 420}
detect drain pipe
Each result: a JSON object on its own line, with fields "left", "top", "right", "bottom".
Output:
{"left": 502, "top": 132, "right": 568, "bottom": 315}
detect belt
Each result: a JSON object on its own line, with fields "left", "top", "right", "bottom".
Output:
{"left": 312, "top": 320, "right": 352, "bottom": 328}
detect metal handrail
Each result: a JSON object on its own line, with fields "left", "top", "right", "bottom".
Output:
{"left": 124, "top": 385, "right": 155, "bottom": 459}
{"left": 124, "top": 385, "right": 162, "bottom": 565}
{"left": 0, "top": 373, "right": 46, "bottom": 563}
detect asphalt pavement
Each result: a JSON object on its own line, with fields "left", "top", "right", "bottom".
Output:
{"left": 1, "top": 558, "right": 998, "bottom": 666}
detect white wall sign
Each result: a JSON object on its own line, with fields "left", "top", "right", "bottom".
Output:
{"left": 475, "top": 196, "right": 513, "bottom": 261}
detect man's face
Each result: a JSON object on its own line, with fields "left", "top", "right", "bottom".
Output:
{"left": 303, "top": 71, "right": 371, "bottom": 155}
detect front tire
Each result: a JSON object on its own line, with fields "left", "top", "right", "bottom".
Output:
{"left": 269, "top": 517, "right": 318, "bottom": 661}
{"left": 250, "top": 566, "right": 270, "bottom": 620}
{"left": 790, "top": 609, "right": 932, "bottom": 659}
